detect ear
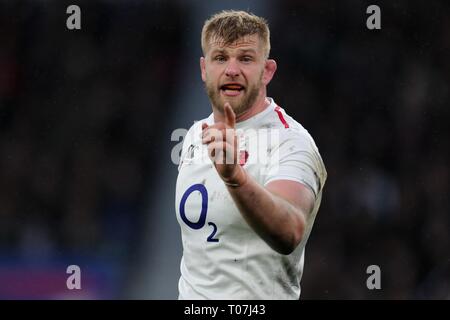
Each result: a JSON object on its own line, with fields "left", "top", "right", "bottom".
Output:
{"left": 262, "top": 59, "right": 277, "bottom": 86}
{"left": 200, "top": 57, "right": 206, "bottom": 82}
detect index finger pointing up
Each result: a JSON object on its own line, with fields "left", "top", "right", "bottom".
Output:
{"left": 224, "top": 102, "right": 236, "bottom": 128}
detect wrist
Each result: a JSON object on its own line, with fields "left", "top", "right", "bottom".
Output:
{"left": 223, "top": 166, "right": 248, "bottom": 188}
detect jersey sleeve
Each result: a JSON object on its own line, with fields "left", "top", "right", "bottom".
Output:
{"left": 263, "top": 131, "right": 327, "bottom": 198}
{"left": 177, "top": 122, "right": 196, "bottom": 172}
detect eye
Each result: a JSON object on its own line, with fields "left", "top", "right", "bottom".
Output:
{"left": 214, "top": 55, "right": 226, "bottom": 63}
{"left": 240, "top": 56, "right": 253, "bottom": 63}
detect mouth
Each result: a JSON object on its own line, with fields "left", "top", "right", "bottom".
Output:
{"left": 220, "top": 83, "right": 245, "bottom": 97}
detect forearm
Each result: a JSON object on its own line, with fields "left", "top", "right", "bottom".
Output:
{"left": 224, "top": 166, "right": 306, "bottom": 255}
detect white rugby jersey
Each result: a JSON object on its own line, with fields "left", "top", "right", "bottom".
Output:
{"left": 175, "top": 98, "right": 327, "bottom": 300}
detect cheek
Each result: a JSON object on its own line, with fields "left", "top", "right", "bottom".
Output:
{"left": 249, "top": 66, "right": 265, "bottom": 82}
{"left": 205, "top": 68, "right": 218, "bottom": 82}
{"left": 246, "top": 70, "right": 264, "bottom": 86}
{"left": 261, "top": 69, "right": 269, "bottom": 85}
{"left": 205, "top": 65, "right": 215, "bottom": 78}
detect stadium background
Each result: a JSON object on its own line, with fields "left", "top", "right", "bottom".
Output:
{"left": 0, "top": 0, "right": 449, "bottom": 299}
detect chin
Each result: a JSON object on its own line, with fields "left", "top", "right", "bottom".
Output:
{"left": 224, "top": 101, "right": 241, "bottom": 112}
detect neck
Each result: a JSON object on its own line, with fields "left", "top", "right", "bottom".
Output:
{"left": 213, "top": 93, "right": 271, "bottom": 123}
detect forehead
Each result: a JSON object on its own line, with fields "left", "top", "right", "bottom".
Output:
{"left": 208, "top": 34, "right": 261, "bottom": 53}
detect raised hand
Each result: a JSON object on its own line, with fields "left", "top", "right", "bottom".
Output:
{"left": 201, "top": 103, "right": 245, "bottom": 185}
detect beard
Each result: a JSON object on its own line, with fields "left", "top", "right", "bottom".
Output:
{"left": 205, "top": 73, "right": 262, "bottom": 116}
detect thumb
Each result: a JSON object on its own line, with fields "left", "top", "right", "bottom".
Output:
{"left": 224, "top": 103, "right": 236, "bottom": 128}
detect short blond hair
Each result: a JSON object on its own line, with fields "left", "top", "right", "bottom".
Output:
{"left": 201, "top": 10, "right": 271, "bottom": 59}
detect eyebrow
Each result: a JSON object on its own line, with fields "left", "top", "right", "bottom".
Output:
{"left": 238, "top": 49, "right": 257, "bottom": 55}
{"left": 210, "top": 48, "right": 257, "bottom": 56}
{"left": 211, "top": 49, "right": 227, "bottom": 55}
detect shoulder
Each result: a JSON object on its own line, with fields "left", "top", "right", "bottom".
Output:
{"left": 182, "top": 114, "right": 213, "bottom": 149}
{"left": 265, "top": 104, "right": 320, "bottom": 154}
{"left": 265, "top": 103, "right": 328, "bottom": 184}
{"left": 177, "top": 115, "right": 212, "bottom": 171}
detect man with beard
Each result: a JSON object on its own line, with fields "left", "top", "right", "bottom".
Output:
{"left": 175, "top": 10, "right": 327, "bottom": 299}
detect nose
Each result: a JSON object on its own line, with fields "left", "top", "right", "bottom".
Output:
{"left": 225, "top": 59, "right": 240, "bottom": 78}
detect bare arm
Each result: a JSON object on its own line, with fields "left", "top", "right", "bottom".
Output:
{"left": 227, "top": 168, "right": 315, "bottom": 254}
{"left": 202, "top": 103, "right": 315, "bottom": 255}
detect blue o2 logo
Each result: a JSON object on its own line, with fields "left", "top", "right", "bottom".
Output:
{"left": 179, "top": 184, "right": 219, "bottom": 242}
{"left": 179, "top": 184, "right": 208, "bottom": 229}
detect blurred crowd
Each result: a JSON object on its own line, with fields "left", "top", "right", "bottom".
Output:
{"left": 0, "top": 0, "right": 183, "bottom": 285}
{"left": 270, "top": 1, "right": 450, "bottom": 298}
{"left": 0, "top": 0, "right": 449, "bottom": 299}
